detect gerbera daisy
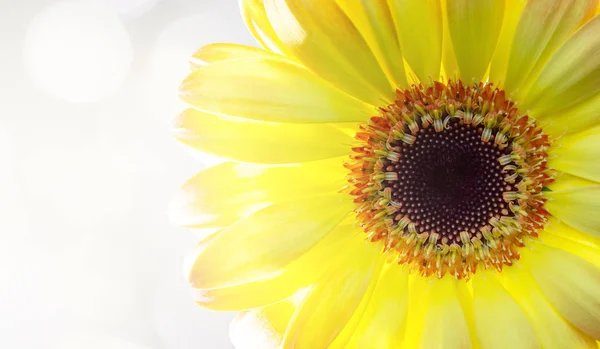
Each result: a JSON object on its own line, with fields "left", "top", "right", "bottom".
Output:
{"left": 171, "top": 0, "right": 600, "bottom": 348}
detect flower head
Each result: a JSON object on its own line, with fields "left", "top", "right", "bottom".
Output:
{"left": 172, "top": 1, "right": 600, "bottom": 348}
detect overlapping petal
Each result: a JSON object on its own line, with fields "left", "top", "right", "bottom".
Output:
{"left": 402, "top": 277, "right": 472, "bottom": 349}
{"left": 489, "top": 0, "right": 528, "bottom": 84}
{"left": 180, "top": 57, "right": 375, "bottom": 123}
{"left": 445, "top": 0, "right": 505, "bottom": 82}
{"left": 549, "top": 126, "right": 600, "bottom": 182}
{"left": 502, "top": 265, "right": 597, "bottom": 349}
{"left": 345, "top": 264, "right": 409, "bottom": 349}
{"left": 281, "top": 241, "right": 384, "bottom": 349}
{"left": 388, "top": 0, "right": 443, "bottom": 83}
{"left": 259, "top": 0, "right": 396, "bottom": 105}
{"left": 544, "top": 186, "right": 600, "bottom": 238}
{"left": 524, "top": 242, "right": 600, "bottom": 339}
{"left": 337, "top": 0, "right": 408, "bottom": 89}
{"left": 472, "top": 271, "right": 538, "bottom": 349}
{"left": 503, "top": 0, "right": 597, "bottom": 97}
{"left": 190, "top": 43, "right": 282, "bottom": 69}
{"left": 174, "top": 109, "right": 355, "bottom": 164}
{"left": 523, "top": 15, "right": 600, "bottom": 118}
{"left": 170, "top": 158, "right": 347, "bottom": 228}
{"left": 193, "top": 219, "right": 360, "bottom": 311}
{"left": 542, "top": 93, "right": 600, "bottom": 136}
{"left": 186, "top": 194, "right": 352, "bottom": 290}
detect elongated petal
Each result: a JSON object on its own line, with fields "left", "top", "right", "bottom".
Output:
{"left": 489, "top": 0, "right": 528, "bottom": 84}
{"left": 549, "top": 173, "right": 599, "bottom": 191}
{"left": 230, "top": 299, "right": 296, "bottom": 349}
{"left": 440, "top": 0, "right": 458, "bottom": 79}
{"left": 502, "top": 265, "right": 597, "bottom": 349}
{"left": 542, "top": 93, "right": 600, "bottom": 136}
{"left": 281, "top": 242, "right": 384, "bottom": 349}
{"left": 345, "top": 264, "right": 409, "bottom": 349}
{"left": 180, "top": 57, "right": 374, "bottom": 123}
{"left": 504, "top": 0, "right": 597, "bottom": 96}
{"left": 388, "top": 0, "right": 443, "bottom": 82}
{"left": 193, "top": 219, "right": 360, "bottom": 310}
{"left": 190, "top": 43, "right": 281, "bottom": 69}
{"left": 472, "top": 271, "right": 538, "bottom": 349}
{"left": 446, "top": 0, "right": 505, "bottom": 82}
{"left": 524, "top": 16, "right": 600, "bottom": 117}
{"left": 549, "top": 127, "right": 600, "bottom": 182}
{"left": 524, "top": 242, "right": 600, "bottom": 339}
{"left": 240, "top": 0, "right": 288, "bottom": 52}
{"left": 170, "top": 158, "right": 347, "bottom": 228}
{"left": 187, "top": 194, "right": 352, "bottom": 289}
{"left": 544, "top": 186, "right": 600, "bottom": 238}
{"left": 174, "top": 109, "right": 355, "bottom": 164}
{"left": 541, "top": 222, "right": 600, "bottom": 268}
{"left": 263, "top": 0, "right": 395, "bottom": 105}
{"left": 337, "top": 0, "right": 408, "bottom": 89}
{"left": 403, "top": 277, "right": 472, "bottom": 349}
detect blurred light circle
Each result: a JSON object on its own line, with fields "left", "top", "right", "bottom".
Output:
{"left": 94, "top": 0, "right": 160, "bottom": 18}
{"left": 24, "top": 1, "right": 133, "bottom": 103}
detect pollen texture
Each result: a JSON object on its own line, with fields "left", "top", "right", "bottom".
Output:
{"left": 346, "top": 81, "right": 553, "bottom": 279}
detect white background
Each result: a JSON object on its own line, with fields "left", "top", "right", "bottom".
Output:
{"left": 0, "top": 0, "right": 254, "bottom": 348}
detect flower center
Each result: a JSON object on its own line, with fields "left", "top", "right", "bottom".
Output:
{"left": 347, "top": 81, "right": 553, "bottom": 279}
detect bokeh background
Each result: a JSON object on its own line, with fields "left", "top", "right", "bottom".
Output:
{"left": 1, "top": 0, "right": 253, "bottom": 348}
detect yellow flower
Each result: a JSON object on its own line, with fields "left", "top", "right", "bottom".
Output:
{"left": 172, "top": 1, "right": 600, "bottom": 348}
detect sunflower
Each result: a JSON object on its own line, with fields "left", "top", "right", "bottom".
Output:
{"left": 171, "top": 0, "right": 600, "bottom": 348}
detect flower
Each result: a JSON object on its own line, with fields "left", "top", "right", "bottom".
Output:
{"left": 171, "top": 1, "right": 600, "bottom": 348}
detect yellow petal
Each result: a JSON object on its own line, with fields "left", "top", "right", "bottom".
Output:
{"left": 263, "top": 0, "right": 395, "bottom": 105}
{"left": 504, "top": 0, "right": 597, "bottom": 97}
{"left": 403, "top": 277, "right": 472, "bottom": 349}
{"left": 544, "top": 219, "right": 600, "bottom": 255}
{"left": 281, "top": 241, "right": 384, "bottom": 349}
{"left": 549, "top": 127, "right": 600, "bottom": 182}
{"left": 440, "top": 0, "right": 458, "bottom": 79}
{"left": 193, "top": 219, "right": 360, "bottom": 310}
{"left": 472, "top": 271, "right": 539, "bottom": 349}
{"left": 180, "top": 57, "right": 374, "bottom": 123}
{"left": 446, "top": 0, "right": 505, "bottom": 82}
{"left": 549, "top": 173, "right": 599, "bottom": 191}
{"left": 502, "top": 265, "right": 597, "bottom": 349}
{"left": 230, "top": 299, "right": 296, "bottom": 349}
{"left": 174, "top": 109, "right": 355, "bottom": 164}
{"left": 170, "top": 158, "right": 347, "bottom": 228}
{"left": 523, "top": 242, "right": 600, "bottom": 339}
{"left": 345, "top": 264, "right": 409, "bottom": 349}
{"left": 544, "top": 186, "right": 600, "bottom": 238}
{"left": 240, "top": 0, "right": 288, "bottom": 53}
{"left": 489, "top": 0, "right": 528, "bottom": 84}
{"left": 336, "top": 0, "right": 409, "bottom": 89}
{"left": 523, "top": 16, "right": 600, "bottom": 117}
{"left": 388, "top": 0, "right": 443, "bottom": 82}
{"left": 186, "top": 194, "right": 353, "bottom": 289}
{"left": 190, "top": 43, "right": 281, "bottom": 69}
{"left": 541, "top": 93, "right": 600, "bottom": 136}
{"left": 541, "top": 220, "right": 600, "bottom": 270}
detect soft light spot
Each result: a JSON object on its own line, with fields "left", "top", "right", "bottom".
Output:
{"left": 24, "top": 1, "right": 133, "bottom": 103}
{"left": 93, "top": 0, "right": 159, "bottom": 18}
